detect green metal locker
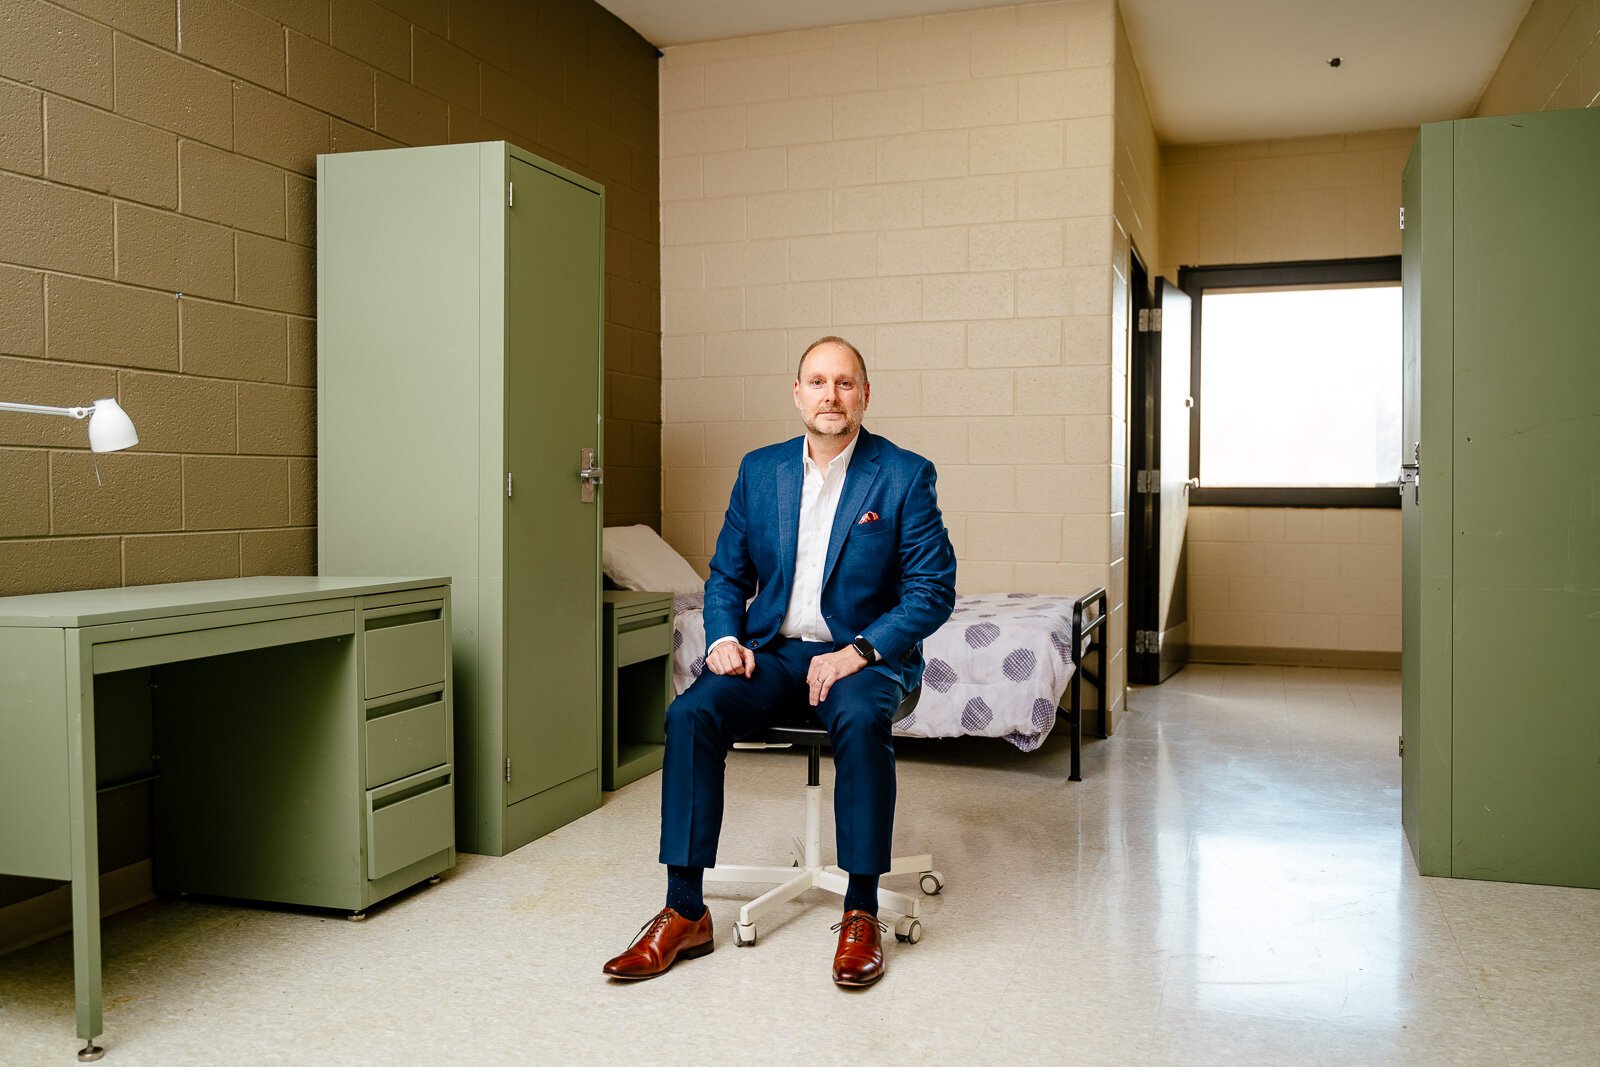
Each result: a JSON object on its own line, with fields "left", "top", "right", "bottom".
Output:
{"left": 1400, "top": 109, "right": 1600, "bottom": 888}
{"left": 317, "top": 142, "right": 605, "bottom": 856}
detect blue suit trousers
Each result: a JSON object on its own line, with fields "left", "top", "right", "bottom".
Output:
{"left": 657, "top": 636, "right": 904, "bottom": 875}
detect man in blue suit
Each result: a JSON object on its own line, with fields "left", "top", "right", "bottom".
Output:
{"left": 604, "top": 337, "right": 956, "bottom": 987}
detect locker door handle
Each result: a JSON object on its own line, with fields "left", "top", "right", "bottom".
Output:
{"left": 1398, "top": 442, "right": 1419, "bottom": 501}
{"left": 579, "top": 448, "right": 603, "bottom": 503}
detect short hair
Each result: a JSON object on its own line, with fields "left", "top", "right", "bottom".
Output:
{"left": 796, "top": 336, "right": 868, "bottom": 384}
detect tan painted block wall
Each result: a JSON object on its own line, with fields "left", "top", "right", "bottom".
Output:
{"left": 1476, "top": 0, "right": 1600, "bottom": 116}
{"left": 1185, "top": 506, "right": 1401, "bottom": 661}
{"left": 1159, "top": 127, "right": 1414, "bottom": 279}
{"left": 1159, "top": 131, "right": 1411, "bottom": 661}
{"left": 1160, "top": 0, "right": 1598, "bottom": 666}
{"left": 1108, "top": 13, "right": 1160, "bottom": 704}
{"left": 0, "top": 0, "right": 662, "bottom": 601}
{"left": 658, "top": 0, "right": 1133, "bottom": 717}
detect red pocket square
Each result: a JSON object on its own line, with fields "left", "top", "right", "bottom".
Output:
{"left": 857, "top": 511, "right": 880, "bottom": 524}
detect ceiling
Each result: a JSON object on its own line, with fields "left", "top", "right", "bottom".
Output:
{"left": 596, "top": 0, "right": 1534, "bottom": 144}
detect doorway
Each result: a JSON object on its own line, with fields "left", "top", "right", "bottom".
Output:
{"left": 1127, "top": 250, "right": 1193, "bottom": 685}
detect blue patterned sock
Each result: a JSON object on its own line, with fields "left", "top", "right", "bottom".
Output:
{"left": 843, "top": 872, "right": 879, "bottom": 916}
{"left": 665, "top": 865, "right": 705, "bottom": 920}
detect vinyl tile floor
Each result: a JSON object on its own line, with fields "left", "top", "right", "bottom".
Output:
{"left": 2, "top": 664, "right": 1597, "bottom": 1065}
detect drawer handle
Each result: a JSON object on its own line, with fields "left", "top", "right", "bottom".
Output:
{"left": 367, "top": 690, "right": 445, "bottom": 721}
{"left": 618, "top": 612, "right": 670, "bottom": 633}
{"left": 371, "top": 768, "right": 451, "bottom": 810}
{"left": 366, "top": 608, "right": 441, "bottom": 631}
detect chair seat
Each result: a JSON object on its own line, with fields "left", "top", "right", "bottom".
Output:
{"left": 751, "top": 686, "right": 922, "bottom": 746}
{"left": 757, "top": 719, "right": 828, "bottom": 745}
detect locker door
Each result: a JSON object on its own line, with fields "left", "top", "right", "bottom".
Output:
{"left": 503, "top": 158, "right": 603, "bottom": 808}
{"left": 1447, "top": 111, "right": 1600, "bottom": 888}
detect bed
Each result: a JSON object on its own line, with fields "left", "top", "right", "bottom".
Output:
{"left": 603, "top": 525, "right": 1107, "bottom": 781}
{"left": 669, "top": 589, "right": 1106, "bottom": 781}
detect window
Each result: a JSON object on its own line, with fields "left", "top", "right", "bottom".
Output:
{"left": 1179, "top": 258, "right": 1402, "bottom": 507}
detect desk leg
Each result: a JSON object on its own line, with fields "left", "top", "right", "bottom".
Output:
{"left": 70, "top": 872, "right": 104, "bottom": 1060}
{"left": 65, "top": 637, "right": 105, "bottom": 1060}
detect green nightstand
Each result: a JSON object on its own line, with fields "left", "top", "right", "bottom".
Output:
{"left": 602, "top": 591, "right": 674, "bottom": 790}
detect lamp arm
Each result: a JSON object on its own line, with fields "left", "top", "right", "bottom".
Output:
{"left": 0, "top": 400, "right": 91, "bottom": 419}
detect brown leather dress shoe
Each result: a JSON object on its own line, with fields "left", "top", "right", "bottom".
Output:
{"left": 831, "top": 910, "right": 887, "bottom": 987}
{"left": 603, "top": 906, "right": 714, "bottom": 980}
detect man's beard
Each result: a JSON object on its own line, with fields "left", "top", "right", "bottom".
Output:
{"left": 805, "top": 409, "right": 857, "bottom": 437}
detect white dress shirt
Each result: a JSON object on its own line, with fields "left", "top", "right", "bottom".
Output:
{"left": 780, "top": 432, "right": 857, "bottom": 642}
{"left": 708, "top": 433, "right": 858, "bottom": 655}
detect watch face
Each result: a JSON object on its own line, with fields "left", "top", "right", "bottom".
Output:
{"left": 853, "top": 637, "right": 873, "bottom": 660}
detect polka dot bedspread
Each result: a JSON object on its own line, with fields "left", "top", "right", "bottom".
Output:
{"left": 669, "top": 592, "right": 1088, "bottom": 752}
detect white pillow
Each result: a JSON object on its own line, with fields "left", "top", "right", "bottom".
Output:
{"left": 602, "top": 525, "right": 705, "bottom": 595}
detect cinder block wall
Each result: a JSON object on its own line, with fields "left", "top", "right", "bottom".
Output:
{"left": 1159, "top": 130, "right": 1411, "bottom": 664}
{"left": 1161, "top": 0, "right": 1598, "bottom": 666}
{"left": 1185, "top": 506, "right": 1401, "bottom": 664}
{"left": 1108, "top": 12, "right": 1159, "bottom": 693}
{"left": 0, "top": 0, "right": 661, "bottom": 601}
{"left": 657, "top": 0, "right": 1135, "bottom": 719}
{"left": 1159, "top": 129, "right": 1413, "bottom": 277}
{"left": 0, "top": 0, "right": 658, "bottom": 927}
{"left": 1475, "top": 0, "right": 1600, "bottom": 115}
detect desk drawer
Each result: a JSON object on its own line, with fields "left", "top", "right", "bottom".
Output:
{"left": 617, "top": 619, "right": 672, "bottom": 667}
{"left": 366, "top": 696, "right": 449, "bottom": 788}
{"left": 364, "top": 603, "right": 446, "bottom": 698}
{"left": 367, "top": 768, "right": 453, "bottom": 880}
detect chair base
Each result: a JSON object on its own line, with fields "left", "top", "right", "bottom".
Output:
{"left": 705, "top": 783, "right": 943, "bottom": 947}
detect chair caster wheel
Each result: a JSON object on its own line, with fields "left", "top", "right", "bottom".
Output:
{"left": 734, "top": 922, "right": 757, "bottom": 946}
{"left": 894, "top": 916, "right": 922, "bottom": 944}
{"left": 919, "top": 871, "right": 945, "bottom": 896}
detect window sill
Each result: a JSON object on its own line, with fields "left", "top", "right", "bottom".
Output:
{"left": 1188, "top": 486, "right": 1401, "bottom": 508}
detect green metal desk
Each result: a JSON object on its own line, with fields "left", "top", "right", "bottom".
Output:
{"left": 0, "top": 577, "right": 457, "bottom": 1060}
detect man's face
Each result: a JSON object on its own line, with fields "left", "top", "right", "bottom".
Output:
{"left": 794, "top": 343, "right": 870, "bottom": 440}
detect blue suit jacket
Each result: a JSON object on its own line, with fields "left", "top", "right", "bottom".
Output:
{"left": 703, "top": 427, "right": 957, "bottom": 692}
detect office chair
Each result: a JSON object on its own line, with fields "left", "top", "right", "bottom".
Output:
{"left": 705, "top": 687, "right": 944, "bottom": 947}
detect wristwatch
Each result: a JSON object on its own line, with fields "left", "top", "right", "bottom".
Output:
{"left": 851, "top": 635, "right": 877, "bottom": 663}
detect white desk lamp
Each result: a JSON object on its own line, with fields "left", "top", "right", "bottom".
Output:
{"left": 0, "top": 398, "right": 139, "bottom": 452}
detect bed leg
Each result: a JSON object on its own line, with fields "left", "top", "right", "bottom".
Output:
{"left": 1068, "top": 672, "right": 1083, "bottom": 782}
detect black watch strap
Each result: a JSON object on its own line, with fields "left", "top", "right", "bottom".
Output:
{"left": 851, "top": 636, "right": 876, "bottom": 662}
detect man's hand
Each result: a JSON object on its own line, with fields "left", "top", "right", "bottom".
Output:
{"left": 807, "top": 647, "right": 868, "bottom": 706}
{"left": 706, "top": 641, "right": 756, "bottom": 678}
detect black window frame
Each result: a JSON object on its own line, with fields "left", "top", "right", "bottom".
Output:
{"left": 1178, "top": 256, "right": 1403, "bottom": 509}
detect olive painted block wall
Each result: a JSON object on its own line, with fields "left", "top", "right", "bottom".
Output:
{"left": 0, "top": 0, "right": 658, "bottom": 919}
{"left": 0, "top": 0, "right": 662, "bottom": 603}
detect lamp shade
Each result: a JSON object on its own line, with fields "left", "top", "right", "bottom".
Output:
{"left": 87, "top": 399, "right": 138, "bottom": 453}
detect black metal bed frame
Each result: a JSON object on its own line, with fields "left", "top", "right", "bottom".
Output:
{"left": 1063, "top": 587, "right": 1109, "bottom": 783}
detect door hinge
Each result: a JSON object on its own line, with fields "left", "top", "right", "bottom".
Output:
{"left": 505, "top": 757, "right": 512, "bottom": 782}
{"left": 1398, "top": 206, "right": 1405, "bottom": 231}
{"left": 508, "top": 181, "right": 514, "bottom": 208}
{"left": 1137, "top": 308, "right": 1162, "bottom": 332}
{"left": 506, "top": 473, "right": 513, "bottom": 498}
{"left": 1134, "top": 630, "right": 1159, "bottom": 654}
{"left": 1398, "top": 735, "right": 1405, "bottom": 757}
{"left": 1136, "top": 469, "right": 1159, "bottom": 493}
